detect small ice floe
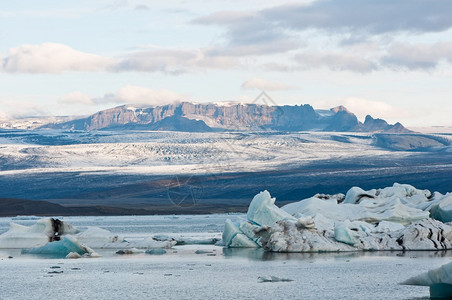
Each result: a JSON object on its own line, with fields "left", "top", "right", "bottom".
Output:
{"left": 402, "top": 261, "right": 452, "bottom": 299}
{"left": 152, "top": 234, "right": 220, "bottom": 246}
{"left": 145, "top": 248, "right": 167, "bottom": 255}
{"left": 194, "top": 250, "right": 213, "bottom": 254}
{"left": 66, "top": 252, "right": 82, "bottom": 259}
{"left": 115, "top": 248, "right": 144, "bottom": 255}
{"left": 258, "top": 276, "right": 294, "bottom": 283}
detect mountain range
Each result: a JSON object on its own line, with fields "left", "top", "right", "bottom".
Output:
{"left": 41, "top": 102, "right": 409, "bottom": 133}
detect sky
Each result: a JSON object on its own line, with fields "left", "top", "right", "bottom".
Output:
{"left": 1, "top": 0, "right": 452, "bottom": 127}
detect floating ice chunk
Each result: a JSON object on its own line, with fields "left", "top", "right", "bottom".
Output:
{"left": 76, "top": 227, "right": 125, "bottom": 248}
{"left": 116, "top": 248, "right": 144, "bottom": 255}
{"left": 66, "top": 252, "right": 82, "bottom": 259}
{"left": 222, "top": 219, "right": 258, "bottom": 248}
{"left": 247, "top": 190, "right": 296, "bottom": 226}
{"left": 258, "top": 276, "right": 294, "bottom": 283}
{"left": 402, "top": 261, "right": 452, "bottom": 299}
{"left": 22, "top": 236, "right": 92, "bottom": 258}
{"left": 0, "top": 218, "right": 79, "bottom": 249}
{"left": 132, "top": 237, "right": 176, "bottom": 249}
{"left": 145, "top": 248, "right": 167, "bottom": 255}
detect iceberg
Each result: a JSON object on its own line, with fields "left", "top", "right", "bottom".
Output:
{"left": 222, "top": 183, "right": 452, "bottom": 252}
{"left": 0, "top": 218, "right": 79, "bottom": 249}
{"left": 247, "top": 191, "right": 296, "bottom": 226}
{"left": 222, "top": 219, "right": 259, "bottom": 248}
{"left": 0, "top": 218, "right": 176, "bottom": 251}
{"left": 21, "top": 236, "right": 94, "bottom": 258}
{"left": 402, "top": 261, "right": 452, "bottom": 299}
{"left": 145, "top": 248, "right": 167, "bottom": 255}
{"left": 76, "top": 227, "right": 125, "bottom": 248}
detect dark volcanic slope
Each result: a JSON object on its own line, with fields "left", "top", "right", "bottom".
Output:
{"left": 1, "top": 152, "right": 451, "bottom": 215}
{"left": 0, "top": 198, "right": 151, "bottom": 217}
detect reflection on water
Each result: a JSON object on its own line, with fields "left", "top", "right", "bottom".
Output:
{"left": 222, "top": 247, "right": 452, "bottom": 261}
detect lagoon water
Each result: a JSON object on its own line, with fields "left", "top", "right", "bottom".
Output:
{"left": 0, "top": 214, "right": 449, "bottom": 299}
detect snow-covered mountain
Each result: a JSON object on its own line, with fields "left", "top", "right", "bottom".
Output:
{"left": 40, "top": 102, "right": 410, "bottom": 133}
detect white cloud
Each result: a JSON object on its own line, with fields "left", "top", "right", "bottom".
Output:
{"left": 113, "top": 46, "right": 239, "bottom": 73}
{"left": 105, "top": 85, "right": 182, "bottom": 105}
{"left": 0, "top": 109, "right": 11, "bottom": 120}
{"left": 294, "top": 51, "right": 377, "bottom": 73}
{"left": 59, "top": 92, "right": 94, "bottom": 105}
{"left": 0, "top": 99, "right": 50, "bottom": 118}
{"left": 241, "top": 78, "right": 296, "bottom": 91}
{"left": 342, "top": 97, "right": 402, "bottom": 121}
{"left": 59, "top": 85, "right": 183, "bottom": 106}
{"left": 382, "top": 41, "right": 452, "bottom": 70}
{"left": 1, "top": 43, "right": 113, "bottom": 73}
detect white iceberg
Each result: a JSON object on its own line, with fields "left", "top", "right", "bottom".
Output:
{"left": 247, "top": 191, "right": 296, "bottom": 226}
{"left": 0, "top": 218, "right": 175, "bottom": 251}
{"left": 76, "top": 227, "right": 125, "bottom": 248}
{"left": 223, "top": 183, "right": 452, "bottom": 252}
{"left": 402, "top": 261, "right": 452, "bottom": 299}
{"left": 222, "top": 219, "right": 259, "bottom": 248}
{"left": 0, "top": 218, "right": 79, "bottom": 249}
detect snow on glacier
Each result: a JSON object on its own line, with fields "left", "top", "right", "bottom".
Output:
{"left": 0, "top": 131, "right": 407, "bottom": 176}
{"left": 223, "top": 183, "right": 452, "bottom": 252}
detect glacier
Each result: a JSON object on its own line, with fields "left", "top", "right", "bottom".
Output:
{"left": 223, "top": 183, "right": 452, "bottom": 252}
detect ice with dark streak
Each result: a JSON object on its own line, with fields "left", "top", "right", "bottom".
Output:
{"left": 0, "top": 217, "right": 176, "bottom": 252}
{"left": 223, "top": 183, "right": 452, "bottom": 252}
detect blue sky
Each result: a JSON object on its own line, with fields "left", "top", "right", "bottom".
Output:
{"left": 1, "top": 0, "right": 452, "bottom": 127}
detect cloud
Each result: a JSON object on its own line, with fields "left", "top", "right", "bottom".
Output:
{"left": 59, "top": 92, "right": 94, "bottom": 105}
{"left": 241, "top": 78, "right": 296, "bottom": 91}
{"left": 192, "top": 1, "right": 452, "bottom": 64}
{"left": 0, "top": 109, "right": 11, "bottom": 120}
{"left": 134, "top": 4, "right": 149, "bottom": 11}
{"left": 59, "top": 85, "right": 183, "bottom": 106}
{"left": 342, "top": 97, "right": 402, "bottom": 121}
{"left": 0, "top": 99, "right": 50, "bottom": 118}
{"left": 112, "top": 46, "right": 239, "bottom": 73}
{"left": 1, "top": 43, "right": 113, "bottom": 73}
{"left": 193, "top": 10, "right": 301, "bottom": 56}
{"left": 263, "top": 0, "right": 452, "bottom": 35}
{"left": 294, "top": 51, "right": 378, "bottom": 73}
{"left": 382, "top": 41, "right": 452, "bottom": 70}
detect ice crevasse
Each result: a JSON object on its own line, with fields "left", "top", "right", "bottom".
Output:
{"left": 222, "top": 183, "right": 452, "bottom": 252}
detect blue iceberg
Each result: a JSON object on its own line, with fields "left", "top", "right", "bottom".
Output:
{"left": 21, "top": 236, "right": 91, "bottom": 258}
